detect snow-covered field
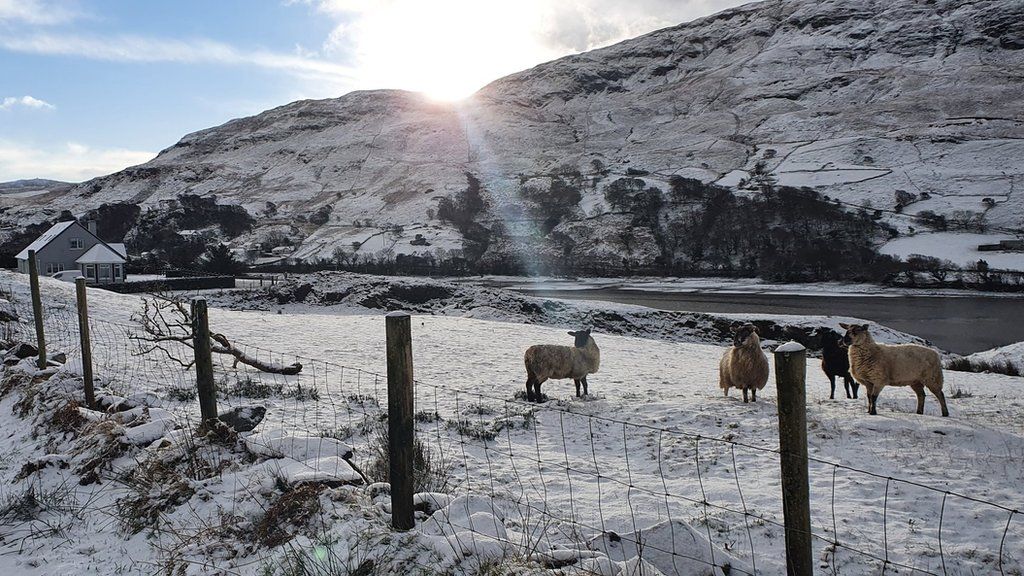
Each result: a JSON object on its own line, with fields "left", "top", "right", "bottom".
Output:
{"left": 880, "top": 232, "right": 1024, "bottom": 271}
{"left": 1, "top": 272, "right": 1022, "bottom": 575}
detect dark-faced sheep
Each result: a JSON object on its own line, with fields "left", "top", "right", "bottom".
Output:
{"left": 523, "top": 329, "right": 600, "bottom": 403}
{"left": 821, "top": 330, "right": 859, "bottom": 400}
{"left": 719, "top": 324, "right": 769, "bottom": 403}
{"left": 840, "top": 323, "right": 949, "bottom": 417}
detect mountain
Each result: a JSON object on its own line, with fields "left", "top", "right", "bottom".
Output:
{"left": 1, "top": 0, "right": 1022, "bottom": 276}
{"left": 0, "top": 179, "right": 74, "bottom": 196}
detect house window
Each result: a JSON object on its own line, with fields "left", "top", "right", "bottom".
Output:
{"left": 70, "top": 238, "right": 84, "bottom": 249}
{"left": 44, "top": 263, "right": 65, "bottom": 274}
{"left": 114, "top": 264, "right": 123, "bottom": 280}
{"left": 99, "top": 264, "right": 111, "bottom": 279}
{"left": 85, "top": 265, "right": 96, "bottom": 280}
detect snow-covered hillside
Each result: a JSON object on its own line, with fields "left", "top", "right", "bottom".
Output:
{"left": 1, "top": 272, "right": 1022, "bottom": 575}
{"left": 1, "top": 0, "right": 1022, "bottom": 270}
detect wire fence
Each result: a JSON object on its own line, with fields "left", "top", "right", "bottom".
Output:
{"left": 1, "top": 281, "right": 1021, "bottom": 575}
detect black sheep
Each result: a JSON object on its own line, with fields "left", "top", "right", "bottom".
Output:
{"left": 821, "top": 330, "right": 859, "bottom": 399}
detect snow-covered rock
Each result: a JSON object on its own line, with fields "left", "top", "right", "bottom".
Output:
{"left": 245, "top": 428, "right": 354, "bottom": 460}
{"left": 0, "top": 299, "right": 17, "bottom": 322}
{"left": 589, "top": 519, "right": 749, "bottom": 576}
{"left": 217, "top": 404, "right": 266, "bottom": 432}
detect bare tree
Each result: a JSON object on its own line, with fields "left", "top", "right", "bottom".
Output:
{"left": 131, "top": 294, "right": 302, "bottom": 375}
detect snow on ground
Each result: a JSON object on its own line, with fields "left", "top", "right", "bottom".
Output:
{"left": 963, "top": 341, "right": 1024, "bottom": 375}
{"left": 0, "top": 271, "right": 1022, "bottom": 575}
{"left": 880, "top": 232, "right": 1024, "bottom": 271}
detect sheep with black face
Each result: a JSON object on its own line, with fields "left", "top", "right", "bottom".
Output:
{"left": 821, "top": 329, "right": 859, "bottom": 400}
{"left": 523, "top": 329, "right": 600, "bottom": 403}
{"left": 719, "top": 324, "right": 769, "bottom": 403}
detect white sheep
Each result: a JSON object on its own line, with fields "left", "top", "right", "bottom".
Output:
{"left": 719, "top": 324, "right": 769, "bottom": 403}
{"left": 840, "top": 323, "right": 949, "bottom": 417}
{"left": 523, "top": 329, "right": 600, "bottom": 402}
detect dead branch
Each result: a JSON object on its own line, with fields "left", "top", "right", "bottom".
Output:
{"left": 130, "top": 294, "right": 303, "bottom": 375}
{"left": 210, "top": 333, "right": 302, "bottom": 375}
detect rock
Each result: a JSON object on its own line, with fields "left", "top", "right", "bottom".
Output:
{"left": 7, "top": 342, "right": 37, "bottom": 360}
{"left": 49, "top": 352, "right": 67, "bottom": 364}
{"left": 0, "top": 299, "right": 17, "bottom": 322}
{"left": 218, "top": 405, "right": 267, "bottom": 432}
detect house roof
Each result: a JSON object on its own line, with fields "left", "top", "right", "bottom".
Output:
{"left": 75, "top": 243, "right": 127, "bottom": 265}
{"left": 14, "top": 221, "right": 77, "bottom": 260}
{"left": 16, "top": 220, "right": 129, "bottom": 262}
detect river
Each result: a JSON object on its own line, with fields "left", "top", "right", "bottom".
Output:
{"left": 491, "top": 284, "right": 1023, "bottom": 355}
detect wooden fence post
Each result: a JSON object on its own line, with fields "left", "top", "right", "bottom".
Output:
{"left": 27, "top": 249, "right": 47, "bottom": 370}
{"left": 774, "top": 341, "right": 813, "bottom": 576}
{"left": 385, "top": 311, "right": 415, "bottom": 531}
{"left": 191, "top": 298, "right": 217, "bottom": 423}
{"left": 74, "top": 278, "right": 96, "bottom": 409}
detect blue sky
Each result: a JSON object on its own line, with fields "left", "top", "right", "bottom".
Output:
{"left": 0, "top": 0, "right": 747, "bottom": 183}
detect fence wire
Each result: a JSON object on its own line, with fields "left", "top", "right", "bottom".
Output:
{"left": 0, "top": 282, "right": 1021, "bottom": 575}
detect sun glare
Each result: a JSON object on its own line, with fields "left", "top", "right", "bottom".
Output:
{"left": 349, "top": 0, "right": 559, "bottom": 102}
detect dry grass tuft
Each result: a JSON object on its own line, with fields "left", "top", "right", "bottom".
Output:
{"left": 255, "top": 484, "right": 325, "bottom": 548}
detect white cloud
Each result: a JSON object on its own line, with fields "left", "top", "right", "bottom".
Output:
{"left": 0, "top": 95, "right": 55, "bottom": 111}
{"left": 0, "top": 33, "right": 356, "bottom": 92}
{"left": 0, "top": 140, "right": 155, "bottom": 182}
{"left": 302, "top": 0, "right": 752, "bottom": 100}
{"left": 0, "top": 0, "right": 80, "bottom": 25}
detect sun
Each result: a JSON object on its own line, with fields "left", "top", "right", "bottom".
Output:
{"left": 347, "top": 0, "right": 559, "bottom": 102}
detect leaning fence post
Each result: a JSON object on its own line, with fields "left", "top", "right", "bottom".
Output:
{"left": 774, "top": 341, "right": 813, "bottom": 576}
{"left": 191, "top": 298, "right": 217, "bottom": 423}
{"left": 385, "top": 311, "right": 415, "bottom": 531}
{"left": 74, "top": 278, "right": 96, "bottom": 409}
{"left": 27, "top": 249, "right": 47, "bottom": 370}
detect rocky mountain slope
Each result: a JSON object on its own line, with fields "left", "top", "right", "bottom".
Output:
{"left": 2, "top": 0, "right": 1022, "bottom": 274}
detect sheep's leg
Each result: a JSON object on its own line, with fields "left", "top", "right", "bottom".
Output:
{"left": 574, "top": 379, "right": 581, "bottom": 397}
{"left": 932, "top": 388, "right": 950, "bottom": 417}
{"left": 911, "top": 382, "right": 926, "bottom": 415}
{"left": 847, "top": 376, "right": 859, "bottom": 399}
{"left": 828, "top": 374, "right": 836, "bottom": 400}
{"left": 861, "top": 382, "right": 876, "bottom": 414}
{"left": 582, "top": 376, "right": 589, "bottom": 397}
{"left": 751, "top": 387, "right": 757, "bottom": 402}
{"left": 525, "top": 375, "right": 537, "bottom": 402}
{"left": 742, "top": 387, "right": 749, "bottom": 403}
{"left": 869, "top": 394, "right": 879, "bottom": 415}
{"left": 535, "top": 381, "right": 544, "bottom": 403}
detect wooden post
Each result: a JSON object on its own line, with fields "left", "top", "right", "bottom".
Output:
{"left": 27, "top": 249, "right": 47, "bottom": 370}
{"left": 191, "top": 298, "right": 217, "bottom": 423}
{"left": 386, "top": 312, "right": 415, "bottom": 531}
{"left": 774, "top": 341, "right": 813, "bottom": 576}
{"left": 75, "top": 278, "right": 96, "bottom": 409}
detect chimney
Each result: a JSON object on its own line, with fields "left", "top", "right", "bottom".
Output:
{"left": 87, "top": 220, "right": 97, "bottom": 235}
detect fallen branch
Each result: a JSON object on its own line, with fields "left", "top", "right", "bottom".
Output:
{"left": 131, "top": 294, "right": 303, "bottom": 375}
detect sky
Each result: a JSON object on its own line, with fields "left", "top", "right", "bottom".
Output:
{"left": 0, "top": 0, "right": 750, "bottom": 183}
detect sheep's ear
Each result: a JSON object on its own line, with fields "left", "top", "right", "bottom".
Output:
{"left": 751, "top": 325, "right": 759, "bottom": 334}
{"left": 860, "top": 323, "right": 870, "bottom": 331}
{"left": 567, "top": 331, "right": 577, "bottom": 337}
{"left": 839, "top": 323, "right": 851, "bottom": 330}
{"left": 583, "top": 328, "right": 591, "bottom": 335}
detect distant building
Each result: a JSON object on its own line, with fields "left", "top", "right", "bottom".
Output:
{"left": 15, "top": 220, "right": 128, "bottom": 284}
{"left": 978, "top": 240, "right": 1024, "bottom": 252}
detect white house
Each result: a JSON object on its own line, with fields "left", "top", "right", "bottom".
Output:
{"left": 15, "top": 220, "right": 128, "bottom": 285}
